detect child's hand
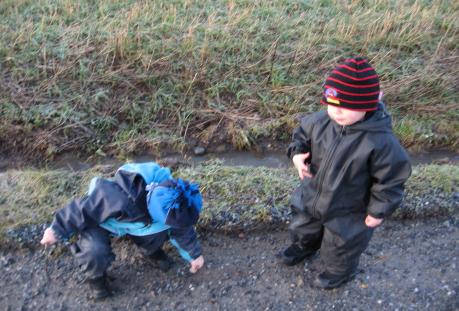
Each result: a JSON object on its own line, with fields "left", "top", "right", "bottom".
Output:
{"left": 40, "top": 227, "right": 58, "bottom": 246}
{"left": 189, "top": 255, "right": 204, "bottom": 273}
{"left": 365, "top": 215, "right": 383, "bottom": 228}
{"left": 292, "top": 153, "right": 312, "bottom": 180}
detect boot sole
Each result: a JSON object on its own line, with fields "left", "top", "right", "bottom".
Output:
{"left": 313, "top": 272, "right": 357, "bottom": 290}
{"left": 278, "top": 252, "right": 316, "bottom": 266}
{"left": 90, "top": 292, "right": 112, "bottom": 301}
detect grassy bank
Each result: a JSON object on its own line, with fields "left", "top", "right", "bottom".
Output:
{"left": 0, "top": 162, "right": 457, "bottom": 244}
{"left": 1, "top": 0, "right": 458, "bottom": 161}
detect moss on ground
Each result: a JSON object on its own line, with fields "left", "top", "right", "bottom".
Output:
{"left": 0, "top": 162, "right": 457, "bottom": 244}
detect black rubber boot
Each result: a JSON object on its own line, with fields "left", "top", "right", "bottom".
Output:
{"left": 145, "top": 248, "right": 175, "bottom": 272}
{"left": 279, "top": 244, "right": 316, "bottom": 266}
{"left": 312, "top": 270, "right": 357, "bottom": 290}
{"left": 88, "top": 274, "right": 112, "bottom": 300}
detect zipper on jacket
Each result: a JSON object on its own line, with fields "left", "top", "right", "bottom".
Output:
{"left": 311, "top": 126, "right": 345, "bottom": 218}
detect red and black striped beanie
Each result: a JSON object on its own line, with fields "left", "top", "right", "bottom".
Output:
{"left": 321, "top": 57, "right": 380, "bottom": 111}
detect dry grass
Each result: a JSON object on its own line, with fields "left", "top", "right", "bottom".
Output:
{"left": 1, "top": 0, "right": 458, "bottom": 159}
{"left": 0, "top": 161, "right": 457, "bottom": 237}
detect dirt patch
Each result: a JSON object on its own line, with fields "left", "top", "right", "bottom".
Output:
{"left": 1, "top": 216, "right": 457, "bottom": 310}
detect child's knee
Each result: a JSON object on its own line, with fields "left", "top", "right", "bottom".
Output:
{"left": 73, "top": 240, "right": 115, "bottom": 276}
{"left": 87, "top": 241, "right": 113, "bottom": 259}
{"left": 75, "top": 231, "right": 114, "bottom": 262}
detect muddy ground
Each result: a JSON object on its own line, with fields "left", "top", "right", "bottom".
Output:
{"left": 1, "top": 215, "right": 458, "bottom": 311}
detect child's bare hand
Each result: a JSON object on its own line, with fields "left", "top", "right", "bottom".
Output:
{"left": 365, "top": 215, "right": 383, "bottom": 228}
{"left": 40, "top": 227, "right": 58, "bottom": 246}
{"left": 292, "top": 153, "right": 312, "bottom": 180}
{"left": 189, "top": 255, "right": 204, "bottom": 273}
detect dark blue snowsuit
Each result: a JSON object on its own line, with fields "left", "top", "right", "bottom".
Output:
{"left": 51, "top": 167, "right": 201, "bottom": 279}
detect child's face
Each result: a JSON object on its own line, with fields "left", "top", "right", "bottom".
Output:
{"left": 327, "top": 105, "right": 366, "bottom": 126}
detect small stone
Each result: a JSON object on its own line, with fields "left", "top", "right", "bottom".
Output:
{"left": 193, "top": 146, "right": 206, "bottom": 156}
{"left": 296, "top": 276, "right": 304, "bottom": 287}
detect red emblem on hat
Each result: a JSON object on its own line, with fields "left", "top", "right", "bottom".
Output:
{"left": 325, "top": 88, "right": 337, "bottom": 98}
{"left": 324, "top": 88, "right": 340, "bottom": 105}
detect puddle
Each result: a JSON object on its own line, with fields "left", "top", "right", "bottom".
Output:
{"left": 40, "top": 149, "right": 459, "bottom": 172}
{"left": 190, "top": 149, "right": 459, "bottom": 168}
{"left": 2, "top": 149, "right": 458, "bottom": 172}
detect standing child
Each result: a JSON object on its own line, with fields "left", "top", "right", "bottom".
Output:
{"left": 40, "top": 162, "right": 205, "bottom": 300}
{"left": 280, "top": 57, "right": 411, "bottom": 289}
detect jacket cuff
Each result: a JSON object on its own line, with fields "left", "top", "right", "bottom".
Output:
{"left": 367, "top": 210, "right": 385, "bottom": 219}
{"left": 50, "top": 220, "right": 70, "bottom": 241}
{"left": 287, "top": 146, "right": 311, "bottom": 160}
{"left": 191, "top": 251, "right": 202, "bottom": 260}
{"left": 190, "top": 243, "right": 202, "bottom": 260}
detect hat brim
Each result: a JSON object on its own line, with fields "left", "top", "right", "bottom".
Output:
{"left": 320, "top": 100, "right": 378, "bottom": 112}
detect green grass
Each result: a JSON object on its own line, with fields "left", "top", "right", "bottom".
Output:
{"left": 0, "top": 162, "right": 457, "bottom": 242}
{"left": 1, "top": 0, "right": 458, "bottom": 160}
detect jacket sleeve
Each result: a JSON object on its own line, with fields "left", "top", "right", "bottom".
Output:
{"left": 168, "top": 226, "right": 202, "bottom": 262}
{"left": 286, "top": 113, "right": 317, "bottom": 160}
{"left": 50, "top": 180, "right": 126, "bottom": 240}
{"left": 367, "top": 137, "right": 412, "bottom": 218}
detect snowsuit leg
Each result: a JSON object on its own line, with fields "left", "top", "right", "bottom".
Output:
{"left": 129, "top": 231, "right": 169, "bottom": 256}
{"left": 289, "top": 187, "right": 323, "bottom": 251}
{"left": 71, "top": 227, "right": 115, "bottom": 279}
{"left": 321, "top": 214, "right": 374, "bottom": 275}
